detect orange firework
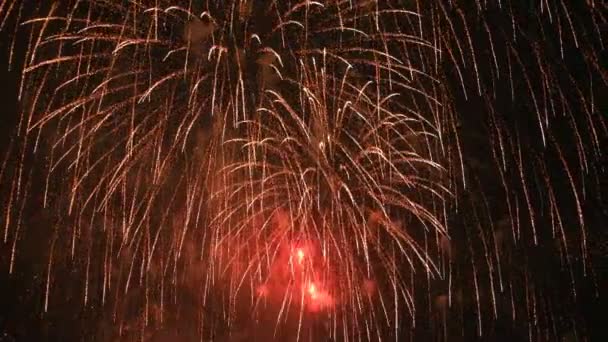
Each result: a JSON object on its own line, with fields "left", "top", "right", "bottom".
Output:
{"left": 0, "top": 1, "right": 605, "bottom": 341}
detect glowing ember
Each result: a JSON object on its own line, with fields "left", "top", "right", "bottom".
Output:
{"left": 296, "top": 248, "right": 305, "bottom": 265}
{"left": 305, "top": 281, "right": 334, "bottom": 312}
{"left": 307, "top": 283, "right": 317, "bottom": 299}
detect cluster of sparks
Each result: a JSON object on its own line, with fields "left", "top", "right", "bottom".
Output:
{"left": 257, "top": 244, "right": 335, "bottom": 312}
{"left": 0, "top": 0, "right": 605, "bottom": 341}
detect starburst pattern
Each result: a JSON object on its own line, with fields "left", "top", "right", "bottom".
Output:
{"left": 0, "top": 1, "right": 606, "bottom": 341}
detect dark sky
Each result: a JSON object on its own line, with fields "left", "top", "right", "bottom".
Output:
{"left": 0, "top": 2, "right": 606, "bottom": 342}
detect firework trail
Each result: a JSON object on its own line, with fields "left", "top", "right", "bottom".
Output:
{"left": 0, "top": 1, "right": 606, "bottom": 341}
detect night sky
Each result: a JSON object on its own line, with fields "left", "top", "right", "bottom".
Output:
{"left": 0, "top": 2, "right": 607, "bottom": 341}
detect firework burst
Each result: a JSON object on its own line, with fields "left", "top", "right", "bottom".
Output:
{"left": 0, "top": 1, "right": 606, "bottom": 341}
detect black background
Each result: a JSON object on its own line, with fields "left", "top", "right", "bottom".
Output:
{"left": 0, "top": 2, "right": 606, "bottom": 341}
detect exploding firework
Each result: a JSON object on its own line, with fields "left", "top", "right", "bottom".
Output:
{"left": 0, "top": 1, "right": 606, "bottom": 341}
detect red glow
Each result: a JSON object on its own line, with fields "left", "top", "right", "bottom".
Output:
{"left": 305, "top": 281, "right": 334, "bottom": 312}
{"left": 255, "top": 240, "right": 337, "bottom": 313}
{"left": 363, "top": 279, "right": 376, "bottom": 297}
{"left": 257, "top": 284, "right": 268, "bottom": 297}
{"left": 296, "top": 248, "right": 305, "bottom": 264}
{"left": 307, "top": 283, "right": 317, "bottom": 299}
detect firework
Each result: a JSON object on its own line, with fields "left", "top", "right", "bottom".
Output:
{"left": 0, "top": 1, "right": 606, "bottom": 341}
